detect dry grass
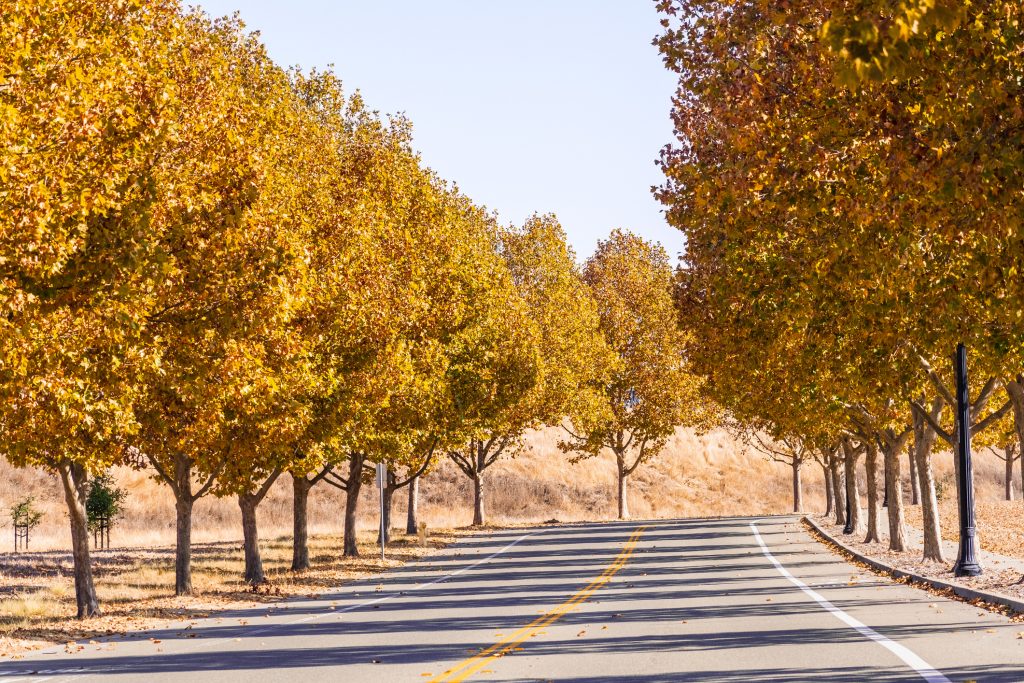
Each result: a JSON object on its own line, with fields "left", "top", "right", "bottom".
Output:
{"left": 0, "top": 426, "right": 823, "bottom": 551}
{"left": 0, "top": 424, "right": 837, "bottom": 656}
{"left": 0, "top": 528, "right": 463, "bottom": 657}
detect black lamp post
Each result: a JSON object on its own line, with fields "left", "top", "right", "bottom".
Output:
{"left": 953, "top": 343, "right": 982, "bottom": 577}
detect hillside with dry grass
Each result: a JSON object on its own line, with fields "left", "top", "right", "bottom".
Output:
{"left": 5, "top": 423, "right": 1021, "bottom": 559}
{"left": 0, "top": 426, "right": 823, "bottom": 554}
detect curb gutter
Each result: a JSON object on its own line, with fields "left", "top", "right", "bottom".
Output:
{"left": 803, "top": 514, "right": 1024, "bottom": 615}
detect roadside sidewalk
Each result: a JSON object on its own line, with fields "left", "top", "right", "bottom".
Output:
{"left": 808, "top": 513, "right": 1024, "bottom": 614}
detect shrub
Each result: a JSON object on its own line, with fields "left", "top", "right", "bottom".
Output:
{"left": 86, "top": 474, "right": 127, "bottom": 532}
{"left": 10, "top": 497, "right": 43, "bottom": 530}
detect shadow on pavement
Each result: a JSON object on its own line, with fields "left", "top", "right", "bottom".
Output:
{"left": 2, "top": 516, "right": 1018, "bottom": 682}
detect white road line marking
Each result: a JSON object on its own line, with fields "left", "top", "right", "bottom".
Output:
{"left": 25, "top": 529, "right": 542, "bottom": 682}
{"left": 750, "top": 521, "right": 950, "bottom": 683}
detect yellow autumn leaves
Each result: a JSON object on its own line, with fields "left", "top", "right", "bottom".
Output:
{"left": 2, "top": 0, "right": 707, "bottom": 617}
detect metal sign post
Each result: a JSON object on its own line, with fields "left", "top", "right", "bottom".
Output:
{"left": 376, "top": 462, "right": 387, "bottom": 562}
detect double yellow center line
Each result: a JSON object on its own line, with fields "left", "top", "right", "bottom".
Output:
{"left": 431, "top": 525, "right": 648, "bottom": 682}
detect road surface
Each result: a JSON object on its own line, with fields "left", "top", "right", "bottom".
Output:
{"left": 3, "top": 516, "right": 1024, "bottom": 682}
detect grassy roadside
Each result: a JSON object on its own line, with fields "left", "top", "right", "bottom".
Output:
{"left": 0, "top": 527, "right": 468, "bottom": 658}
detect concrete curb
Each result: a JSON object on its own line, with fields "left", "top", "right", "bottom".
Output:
{"left": 803, "top": 514, "right": 1024, "bottom": 615}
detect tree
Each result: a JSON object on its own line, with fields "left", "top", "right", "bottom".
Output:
{"left": 735, "top": 426, "right": 810, "bottom": 514}
{"left": 281, "top": 75, "right": 425, "bottom": 566}
{"left": 428, "top": 205, "right": 541, "bottom": 528}
{"left": 0, "top": 0, "right": 191, "bottom": 618}
{"left": 564, "top": 230, "right": 706, "bottom": 520}
{"left": 86, "top": 474, "right": 127, "bottom": 540}
{"left": 130, "top": 11, "right": 317, "bottom": 593}
{"left": 988, "top": 442, "right": 1019, "bottom": 502}
{"left": 448, "top": 214, "right": 610, "bottom": 525}
{"left": 9, "top": 497, "right": 43, "bottom": 550}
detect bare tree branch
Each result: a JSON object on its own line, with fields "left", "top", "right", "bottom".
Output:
{"left": 911, "top": 399, "right": 952, "bottom": 443}
{"left": 393, "top": 439, "right": 437, "bottom": 489}
{"left": 972, "top": 399, "right": 1012, "bottom": 434}
{"left": 147, "top": 454, "right": 177, "bottom": 495}
{"left": 324, "top": 470, "right": 350, "bottom": 491}
{"left": 972, "top": 376, "right": 999, "bottom": 415}
{"left": 919, "top": 355, "right": 956, "bottom": 406}
{"left": 310, "top": 465, "right": 334, "bottom": 485}
{"left": 623, "top": 437, "right": 650, "bottom": 475}
{"left": 448, "top": 449, "right": 474, "bottom": 477}
{"left": 483, "top": 435, "right": 511, "bottom": 469}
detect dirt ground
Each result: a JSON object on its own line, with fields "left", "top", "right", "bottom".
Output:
{"left": 0, "top": 528, "right": 465, "bottom": 658}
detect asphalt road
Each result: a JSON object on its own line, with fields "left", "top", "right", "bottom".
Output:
{"left": 3, "top": 516, "right": 1024, "bottom": 682}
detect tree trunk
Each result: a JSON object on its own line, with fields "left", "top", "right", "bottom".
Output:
{"left": 472, "top": 473, "right": 485, "bottom": 526}
{"left": 58, "top": 462, "right": 100, "bottom": 618}
{"left": 291, "top": 474, "right": 312, "bottom": 571}
{"left": 616, "top": 454, "right": 629, "bottom": 520}
{"left": 1006, "top": 379, "right": 1024, "bottom": 491}
{"left": 885, "top": 440, "right": 908, "bottom": 552}
{"left": 174, "top": 496, "right": 194, "bottom": 594}
{"left": 842, "top": 440, "right": 862, "bottom": 535}
{"left": 864, "top": 443, "right": 880, "bottom": 543}
{"left": 822, "top": 460, "right": 834, "bottom": 517}
{"left": 908, "top": 441, "right": 920, "bottom": 505}
{"left": 171, "top": 453, "right": 196, "bottom": 596}
{"left": 1006, "top": 447, "right": 1016, "bottom": 502}
{"left": 881, "top": 455, "right": 889, "bottom": 508}
{"left": 914, "top": 398, "right": 945, "bottom": 562}
{"left": 830, "top": 455, "right": 846, "bottom": 526}
{"left": 238, "top": 494, "right": 264, "bottom": 584}
{"left": 471, "top": 443, "right": 488, "bottom": 526}
{"left": 792, "top": 457, "right": 802, "bottom": 513}
{"left": 406, "top": 476, "right": 419, "bottom": 535}
{"left": 343, "top": 452, "right": 365, "bottom": 557}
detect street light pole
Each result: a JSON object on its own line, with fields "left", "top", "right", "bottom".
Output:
{"left": 953, "top": 343, "right": 982, "bottom": 577}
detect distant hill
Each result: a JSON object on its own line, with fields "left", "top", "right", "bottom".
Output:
{"left": 0, "top": 425, "right": 1009, "bottom": 553}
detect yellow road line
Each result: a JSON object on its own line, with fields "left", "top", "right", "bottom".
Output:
{"left": 430, "top": 525, "right": 648, "bottom": 683}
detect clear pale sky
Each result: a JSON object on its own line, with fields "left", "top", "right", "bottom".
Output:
{"left": 192, "top": 1, "right": 682, "bottom": 260}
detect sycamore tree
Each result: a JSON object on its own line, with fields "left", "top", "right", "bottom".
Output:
{"left": 0, "top": 0, "right": 189, "bottom": 618}
{"left": 129, "top": 11, "right": 317, "bottom": 591}
{"left": 563, "top": 230, "right": 705, "bottom": 520}
{"left": 432, "top": 204, "right": 542, "bottom": 528}
{"left": 448, "top": 214, "right": 610, "bottom": 526}
{"left": 281, "top": 74, "right": 427, "bottom": 565}
{"left": 656, "top": 0, "right": 1024, "bottom": 564}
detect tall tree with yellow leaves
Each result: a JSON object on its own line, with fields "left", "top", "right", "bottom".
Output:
{"left": 0, "top": 0, "right": 191, "bottom": 618}
{"left": 448, "top": 214, "right": 611, "bottom": 525}
{"left": 130, "top": 11, "right": 317, "bottom": 591}
{"left": 564, "top": 230, "right": 706, "bottom": 520}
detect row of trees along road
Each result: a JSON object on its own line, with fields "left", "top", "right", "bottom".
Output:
{"left": 0, "top": 0, "right": 707, "bottom": 619}
{"left": 656, "top": 0, "right": 1024, "bottom": 565}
